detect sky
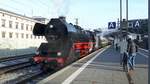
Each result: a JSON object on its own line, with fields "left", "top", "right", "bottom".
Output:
{"left": 0, "top": 0, "right": 148, "bottom": 30}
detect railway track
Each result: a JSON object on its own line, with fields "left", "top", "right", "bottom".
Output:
{"left": 12, "top": 70, "right": 43, "bottom": 84}
{"left": 5, "top": 69, "right": 43, "bottom": 84}
{"left": 14, "top": 69, "right": 59, "bottom": 84}
{"left": 0, "top": 54, "right": 34, "bottom": 63}
{"left": 0, "top": 62, "right": 41, "bottom": 84}
{"left": 0, "top": 54, "right": 35, "bottom": 75}
{"left": 0, "top": 61, "right": 31, "bottom": 75}
{"left": 0, "top": 54, "right": 41, "bottom": 84}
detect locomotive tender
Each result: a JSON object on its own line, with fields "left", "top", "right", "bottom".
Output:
{"left": 32, "top": 17, "right": 97, "bottom": 70}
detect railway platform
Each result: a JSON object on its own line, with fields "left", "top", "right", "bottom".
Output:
{"left": 38, "top": 46, "right": 148, "bottom": 84}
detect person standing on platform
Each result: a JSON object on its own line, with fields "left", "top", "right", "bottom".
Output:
{"left": 120, "top": 37, "right": 128, "bottom": 65}
{"left": 127, "top": 38, "right": 138, "bottom": 71}
{"left": 113, "top": 37, "right": 117, "bottom": 49}
{"left": 114, "top": 37, "right": 119, "bottom": 51}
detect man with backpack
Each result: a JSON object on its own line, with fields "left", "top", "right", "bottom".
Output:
{"left": 127, "top": 38, "right": 138, "bottom": 71}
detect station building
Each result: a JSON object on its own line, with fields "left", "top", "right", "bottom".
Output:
{"left": 0, "top": 8, "right": 47, "bottom": 57}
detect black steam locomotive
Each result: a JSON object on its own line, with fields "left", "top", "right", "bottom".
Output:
{"left": 31, "top": 17, "right": 97, "bottom": 70}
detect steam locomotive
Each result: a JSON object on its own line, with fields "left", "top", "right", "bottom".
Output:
{"left": 31, "top": 17, "right": 99, "bottom": 70}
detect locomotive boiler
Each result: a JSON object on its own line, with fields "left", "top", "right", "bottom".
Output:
{"left": 31, "top": 17, "right": 96, "bottom": 70}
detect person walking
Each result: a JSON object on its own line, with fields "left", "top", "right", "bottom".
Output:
{"left": 119, "top": 38, "right": 123, "bottom": 65}
{"left": 113, "top": 37, "right": 117, "bottom": 50}
{"left": 120, "top": 37, "right": 128, "bottom": 67}
{"left": 127, "top": 38, "right": 138, "bottom": 71}
{"left": 114, "top": 37, "right": 119, "bottom": 51}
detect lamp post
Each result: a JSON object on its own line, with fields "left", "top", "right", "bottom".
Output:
{"left": 120, "top": 0, "right": 128, "bottom": 35}
{"left": 148, "top": 0, "right": 150, "bottom": 83}
{"left": 120, "top": 0, "right": 122, "bottom": 31}
{"left": 126, "top": 0, "right": 128, "bottom": 32}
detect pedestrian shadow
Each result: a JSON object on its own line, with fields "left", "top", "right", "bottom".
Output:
{"left": 126, "top": 72, "right": 134, "bottom": 84}
{"left": 135, "top": 65, "right": 148, "bottom": 69}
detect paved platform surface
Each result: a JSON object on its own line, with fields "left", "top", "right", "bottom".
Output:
{"left": 38, "top": 46, "right": 148, "bottom": 84}
{"left": 131, "top": 48, "right": 148, "bottom": 84}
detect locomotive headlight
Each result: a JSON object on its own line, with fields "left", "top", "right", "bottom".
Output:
{"left": 57, "top": 52, "right": 62, "bottom": 56}
{"left": 50, "top": 25, "right": 53, "bottom": 28}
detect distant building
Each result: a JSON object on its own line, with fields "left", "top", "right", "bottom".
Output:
{"left": 32, "top": 16, "right": 49, "bottom": 24}
{"left": 0, "top": 8, "right": 46, "bottom": 57}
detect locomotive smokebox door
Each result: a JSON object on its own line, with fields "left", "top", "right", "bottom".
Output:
{"left": 33, "top": 23, "right": 46, "bottom": 36}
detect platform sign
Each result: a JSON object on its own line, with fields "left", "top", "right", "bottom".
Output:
{"left": 108, "top": 22, "right": 116, "bottom": 29}
{"left": 133, "top": 20, "right": 140, "bottom": 28}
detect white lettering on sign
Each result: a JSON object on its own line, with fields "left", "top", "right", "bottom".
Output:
{"left": 134, "top": 20, "right": 140, "bottom": 27}
{"left": 109, "top": 22, "right": 114, "bottom": 28}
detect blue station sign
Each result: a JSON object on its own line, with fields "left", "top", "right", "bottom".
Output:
{"left": 108, "top": 22, "right": 116, "bottom": 29}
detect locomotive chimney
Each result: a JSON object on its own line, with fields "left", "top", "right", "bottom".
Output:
{"left": 59, "top": 16, "right": 66, "bottom": 22}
